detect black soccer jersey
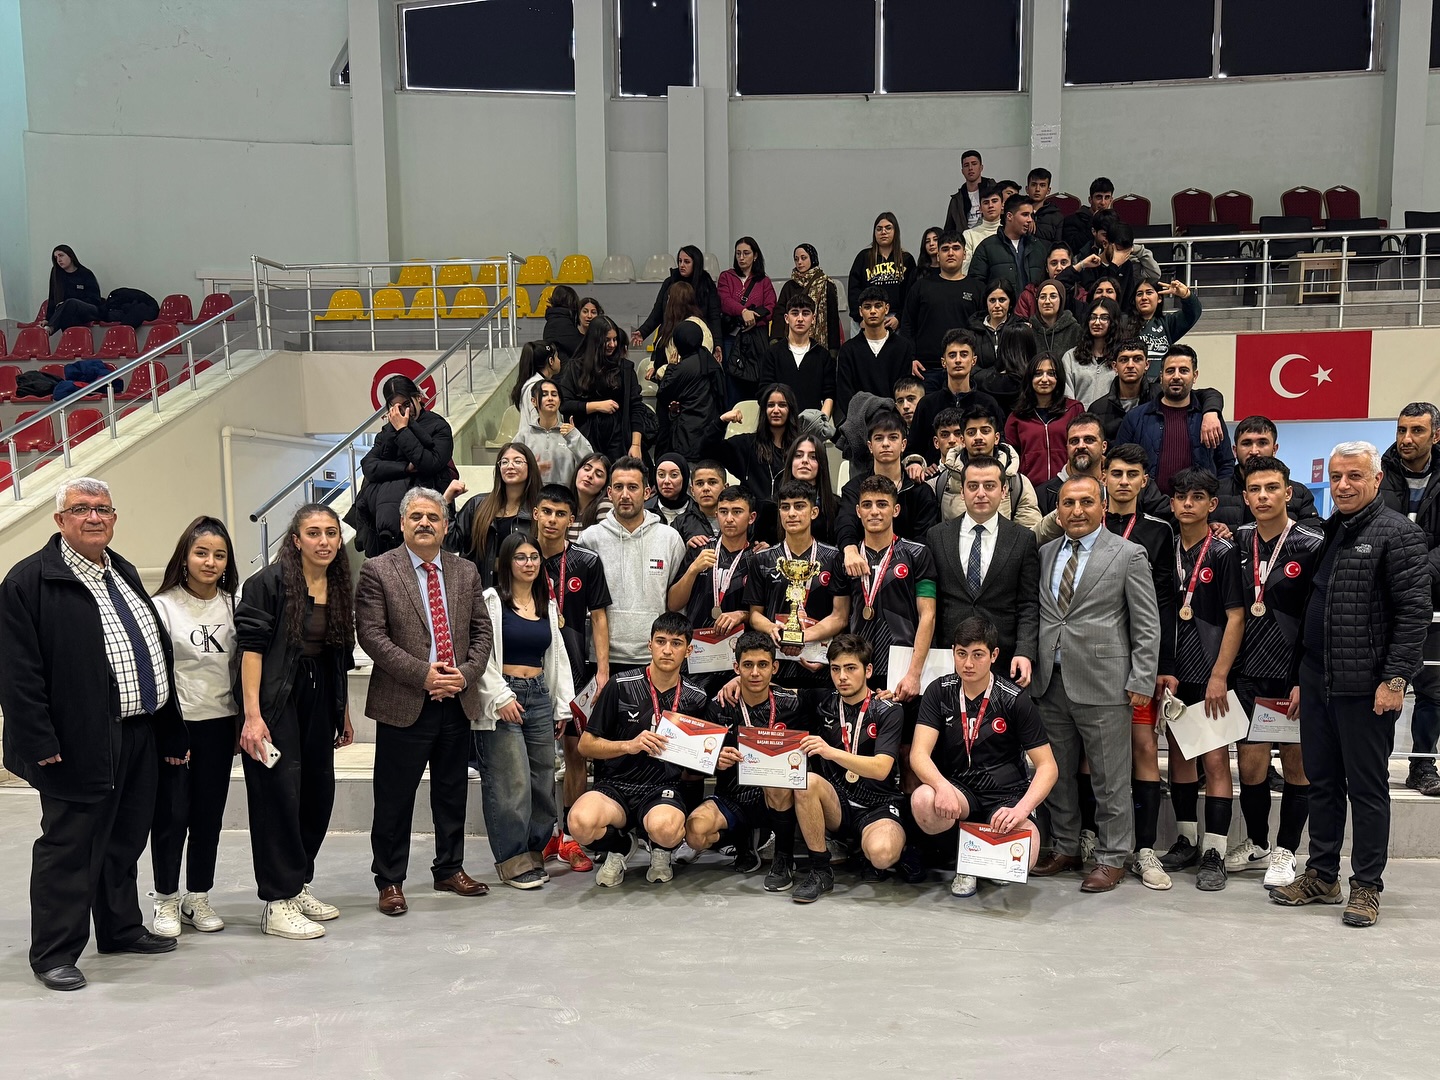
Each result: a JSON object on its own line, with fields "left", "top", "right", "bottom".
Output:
{"left": 706, "top": 686, "right": 807, "bottom": 809}
{"left": 808, "top": 691, "right": 903, "bottom": 805}
{"left": 744, "top": 540, "right": 852, "bottom": 683}
{"left": 543, "top": 543, "right": 611, "bottom": 685}
{"left": 1173, "top": 533, "right": 1245, "bottom": 685}
{"left": 1235, "top": 520, "right": 1325, "bottom": 681}
{"left": 1107, "top": 511, "right": 1177, "bottom": 678}
{"left": 586, "top": 668, "right": 711, "bottom": 790}
{"left": 915, "top": 674, "right": 1048, "bottom": 796}
{"left": 681, "top": 539, "right": 755, "bottom": 632}
{"left": 848, "top": 536, "right": 938, "bottom": 687}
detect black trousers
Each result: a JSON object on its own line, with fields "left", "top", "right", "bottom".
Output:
{"left": 1299, "top": 664, "right": 1396, "bottom": 890}
{"left": 48, "top": 298, "right": 100, "bottom": 332}
{"left": 370, "top": 697, "right": 470, "bottom": 889}
{"left": 241, "top": 658, "right": 338, "bottom": 902}
{"left": 30, "top": 718, "right": 157, "bottom": 972}
{"left": 150, "top": 716, "right": 237, "bottom": 894}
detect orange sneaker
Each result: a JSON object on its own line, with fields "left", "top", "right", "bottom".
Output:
{"left": 542, "top": 834, "right": 563, "bottom": 863}
{"left": 559, "top": 839, "right": 593, "bottom": 872}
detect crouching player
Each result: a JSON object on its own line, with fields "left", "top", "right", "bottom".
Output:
{"left": 909, "top": 616, "right": 1058, "bottom": 897}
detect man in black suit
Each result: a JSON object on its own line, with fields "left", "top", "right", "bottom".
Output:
{"left": 927, "top": 455, "right": 1040, "bottom": 687}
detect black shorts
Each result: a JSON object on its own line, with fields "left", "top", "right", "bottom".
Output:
{"left": 1233, "top": 675, "right": 1292, "bottom": 747}
{"left": 837, "top": 795, "right": 903, "bottom": 839}
{"left": 951, "top": 781, "right": 1030, "bottom": 828}
{"left": 594, "top": 781, "right": 689, "bottom": 828}
{"left": 703, "top": 793, "right": 766, "bottom": 833}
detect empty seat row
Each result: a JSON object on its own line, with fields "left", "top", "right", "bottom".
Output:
{"left": 316, "top": 285, "right": 556, "bottom": 322}
{"left": 0, "top": 359, "right": 206, "bottom": 404}
{"left": 0, "top": 323, "right": 183, "bottom": 362}
{"left": 392, "top": 255, "right": 593, "bottom": 288}
{"left": 14, "top": 293, "right": 233, "bottom": 331}
{"left": 1105, "top": 185, "right": 1366, "bottom": 232}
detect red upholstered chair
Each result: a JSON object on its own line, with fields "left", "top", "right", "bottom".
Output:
{"left": 1213, "top": 190, "right": 1255, "bottom": 230}
{"left": 1113, "top": 193, "right": 1152, "bottom": 227}
{"left": 1324, "top": 186, "right": 1361, "bottom": 222}
{"left": 1281, "top": 186, "right": 1324, "bottom": 225}
{"left": 1049, "top": 192, "right": 1081, "bottom": 218}
{"left": 1171, "top": 189, "right": 1214, "bottom": 234}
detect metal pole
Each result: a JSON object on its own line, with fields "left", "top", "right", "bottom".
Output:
{"left": 306, "top": 270, "right": 315, "bottom": 350}
{"left": 251, "top": 257, "right": 262, "bottom": 349}
{"left": 106, "top": 384, "right": 118, "bottom": 438}
{"left": 59, "top": 406, "right": 72, "bottom": 469}
{"left": 368, "top": 267, "right": 376, "bottom": 351}
{"left": 9, "top": 442, "right": 21, "bottom": 500}
{"left": 1422, "top": 244, "right": 1428, "bottom": 326}
{"left": 185, "top": 338, "right": 195, "bottom": 385}
{"left": 1261, "top": 238, "right": 1271, "bottom": 331}
{"left": 508, "top": 254, "right": 517, "bottom": 345}
{"left": 150, "top": 362, "right": 161, "bottom": 413}
{"left": 466, "top": 341, "right": 474, "bottom": 394}
{"left": 259, "top": 520, "right": 270, "bottom": 567}
{"left": 432, "top": 264, "right": 440, "bottom": 351}
{"left": 1338, "top": 236, "right": 1349, "bottom": 329}
{"left": 221, "top": 313, "right": 231, "bottom": 371}
{"left": 262, "top": 277, "right": 273, "bottom": 350}
{"left": 347, "top": 443, "right": 358, "bottom": 501}
{"left": 1258, "top": 237, "right": 1268, "bottom": 331}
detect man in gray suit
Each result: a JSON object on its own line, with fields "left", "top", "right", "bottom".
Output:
{"left": 928, "top": 455, "right": 1040, "bottom": 686}
{"left": 1030, "top": 476, "right": 1161, "bottom": 892}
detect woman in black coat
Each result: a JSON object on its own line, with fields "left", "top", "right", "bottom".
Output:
{"left": 656, "top": 321, "right": 726, "bottom": 460}
{"left": 559, "top": 316, "right": 647, "bottom": 462}
{"left": 541, "top": 285, "right": 585, "bottom": 360}
{"left": 45, "top": 244, "right": 103, "bottom": 333}
{"left": 633, "top": 244, "right": 721, "bottom": 353}
{"left": 350, "top": 376, "right": 454, "bottom": 556}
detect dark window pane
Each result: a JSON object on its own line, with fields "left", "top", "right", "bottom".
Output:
{"left": 618, "top": 0, "right": 695, "bottom": 96}
{"left": 1433, "top": 0, "right": 1440, "bottom": 68}
{"left": 735, "top": 0, "right": 875, "bottom": 95}
{"left": 884, "top": 0, "right": 1021, "bottom": 92}
{"left": 1220, "top": 0, "right": 1372, "bottom": 76}
{"left": 1065, "top": 0, "right": 1214, "bottom": 84}
{"left": 403, "top": 0, "right": 574, "bottom": 93}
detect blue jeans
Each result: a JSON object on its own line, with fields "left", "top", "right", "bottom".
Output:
{"left": 477, "top": 675, "right": 557, "bottom": 879}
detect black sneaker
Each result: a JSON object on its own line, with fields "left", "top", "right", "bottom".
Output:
{"left": 730, "top": 846, "right": 763, "bottom": 874}
{"left": 763, "top": 853, "right": 794, "bottom": 892}
{"left": 1159, "top": 835, "right": 1199, "bottom": 872}
{"left": 1406, "top": 761, "right": 1440, "bottom": 797}
{"left": 1195, "top": 848, "right": 1227, "bottom": 891}
{"left": 792, "top": 866, "right": 834, "bottom": 904}
{"left": 895, "top": 844, "right": 927, "bottom": 885}
{"left": 859, "top": 859, "right": 888, "bottom": 883}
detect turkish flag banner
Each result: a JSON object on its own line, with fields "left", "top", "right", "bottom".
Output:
{"left": 1233, "top": 330, "right": 1372, "bottom": 421}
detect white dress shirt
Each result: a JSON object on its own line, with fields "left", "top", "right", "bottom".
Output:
{"left": 958, "top": 513, "right": 999, "bottom": 584}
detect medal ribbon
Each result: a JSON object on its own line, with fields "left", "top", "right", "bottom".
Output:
{"left": 861, "top": 539, "right": 898, "bottom": 614}
{"left": 739, "top": 691, "right": 777, "bottom": 729}
{"left": 959, "top": 677, "right": 993, "bottom": 767}
{"left": 1251, "top": 520, "right": 1293, "bottom": 610}
{"left": 1175, "top": 532, "right": 1214, "bottom": 616}
{"left": 712, "top": 538, "right": 745, "bottom": 613}
{"left": 1121, "top": 513, "right": 1137, "bottom": 540}
{"left": 545, "top": 546, "right": 567, "bottom": 612}
{"left": 645, "top": 667, "right": 681, "bottom": 729}
{"left": 840, "top": 693, "right": 872, "bottom": 755}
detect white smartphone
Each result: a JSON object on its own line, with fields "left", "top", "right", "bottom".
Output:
{"left": 259, "top": 739, "right": 282, "bottom": 769}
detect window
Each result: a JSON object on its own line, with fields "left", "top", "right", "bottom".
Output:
{"left": 1220, "top": 1, "right": 1374, "bottom": 77}
{"left": 331, "top": 41, "right": 350, "bottom": 88}
{"left": 734, "top": 0, "right": 875, "bottom": 96}
{"left": 1433, "top": 0, "right": 1440, "bottom": 68}
{"left": 401, "top": 0, "right": 575, "bottom": 94}
{"left": 882, "top": 0, "right": 1022, "bottom": 93}
{"left": 617, "top": 0, "right": 696, "bottom": 97}
{"left": 1065, "top": 1, "right": 1215, "bottom": 85}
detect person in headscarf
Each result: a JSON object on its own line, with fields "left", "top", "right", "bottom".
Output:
{"left": 633, "top": 245, "right": 721, "bottom": 353}
{"left": 771, "top": 243, "right": 843, "bottom": 351}
{"left": 654, "top": 322, "right": 726, "bottom": 464}
{"left": 1028, "top": 277, "right": 1083, "bottom": 358}
{"left": 645, "top": 451, "right": 712, "bottom": 543}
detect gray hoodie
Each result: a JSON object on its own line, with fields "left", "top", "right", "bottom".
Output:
{"left": 577, "top": 510, "right": 686, "bottom": 664}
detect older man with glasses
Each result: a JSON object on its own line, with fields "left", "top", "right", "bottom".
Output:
{"left": 0, "top": 478, "right": 186, "bottom": 990}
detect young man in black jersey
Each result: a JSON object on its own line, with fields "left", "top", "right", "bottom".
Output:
{"left": 1226, "top": 456, "right": 1324, "bottom": 887}
{"left": 533, "top": 484, "right": 611, "bottom": 873}
{"left": 1102, "top": 445, "right": 1178, "bottom": 890}
{"left": 910, "top": 616, "right": 1057, "bottom": 897}
{"left": 836, "top": 409, "right": 940, "bottom": 577}
{"left": 786, "top": 635, "right": 906, "bottom": 903}
{"left": 669, "top": 485, "right": 755, "bottom": 661}
{"left": 685, "top": 631, "right": 805, "bottom": 874}
{"left": 1158, "top": 468, "right": 1246, "bottom": 891}
{"left": 893, "top": 375, "right": 925, "bottom": 430}
{"left": 746, "top": 481, "right": 852, "bottom": 689}
{"left": 571, "top": 614, "right": 711, "bottom": 888}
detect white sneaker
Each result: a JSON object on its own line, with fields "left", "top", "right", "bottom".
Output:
{"left": 1132, "top": 848, "right": 1173, "bottom": 891}
{"left": 672, "top": 841, "right": 699, "bottom": 866}
{"left": 296, "top": 883, "right": 340, "bottom": 921}
{"left": 1264, "top": 847, "right": 1298, "bottom": 888}
{"left": 180, "top": 892, "right": 225, "bottom": 932}
{"left": 150, "top": 891, "right": 181, "bottom": 938}
{"left": 647, "top": 848, "right": 675, "bottom": 883}
{"left": 950, "top": 873, "right": 978, "bottom": 898}
{"left": 467, "top": 766, "right": 480, "bottom": 780}
{"left": 261, "top": 898, "right": 325, "bottom": 940}
{"left": 1079, "top": 829, "right": 1098, "bottom": 864}
{"left": 596, "top": 851, "right": 628, "bottom": 887}
{"left": 1225, "top": 838, "right": 1272, "bottom": 873}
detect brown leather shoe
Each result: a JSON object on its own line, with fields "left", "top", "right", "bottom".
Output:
{"left": 434, "top": 870, "right": 489, "bottom": 897}
{"left": 1031, "top": 852, "right": 1083, "bottom": 877}
{"left": 1080, "top": 865, "right": 1125, "bottom": 893}
{"left": 378, "top": 885, "right": 408, "bottom": 916}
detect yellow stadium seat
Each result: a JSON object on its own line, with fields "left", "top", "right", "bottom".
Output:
{"left": 532, "top": 286, "right": 554, "bottom": 318}
{"left": 445, "top": 286, "right": 490, "bottom": 319}
{"left": 394, "top": 263, "right": 433, "bottom": 287}
{"left": 437, "top": 264, "right": 473, "bottom": 286}
{"left": 500, "top": 287, "right": 531, "bottom": 319}
{"left": 556, "top": 254, "right": 593, "bottom": 284}
{"left": 371, "top": 288, "right": 406, "bottom": 319}
{"left": 517, "top": 256, "right": 553, "bottom": 286}
{"left": 475, "top": 259, "right": 510, "bottom": 286}
{"left": 403, "top": 287, "right": 447, "bottom": 319}
{"left": 316, "top": 289, "right": 364, "bottom": 321}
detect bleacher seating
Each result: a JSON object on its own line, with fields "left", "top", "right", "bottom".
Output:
{"left": 98, "top": 325, "right": 140, "bottom": 359}
{"left": 597, "top": 254, "right": 635, "bottom": 283}
{"left": 17, "top": 300, "right": 46, "bottom": 329}
{"left": 371, "top": 288, "right": 406, "bottom": 319}
{"left": 5, "top": 412, "right": 57, "bottom": 454}
{"left": 0, "top": 460, "right": 10, "bottom": 491}
{"left": 119, "top": 361, "right": 169, "bottom": 400}
{"left": 445, "top": 287, "right": 489, "bottom": 319}
{"left": 437, "top": 264, "right": 473, "bottom": 287}
{"left": 65, "top": 408, "right": 105, "bottom": 444}
{"left": 0, "top": 330, "right": 6, "bottom": 359}
{"left": 556, "top": 254, "right": 593, "bottom": 283}
{"left": 172, "top": 359, "right": 213, "bottom": 386}
{"left": 394, "top": 263, "right": 433, "bottom": 287}
{"left": 532, "top": 285, "right": 554, "bottom": 318}
{"left": 517, "top": 256, "right": 553, "bottom": 285}
{"left": 10, "top": 327, "right": 51, "bottom": 360}
{"left": 192, "top": 293, "right": 235, "bottom": 323}
{"left": 0, "top": 365, "right": 16, "bottom": 401}
{"left": 500, "top": 288, "right": 532, "bottom": 319}
{"left": 475, "top": 260, "right": 509, "bottom": 286}
{"left": 144, "top": 323, "right": 182, "bottom": 355}
{"left": 402, "top": 287, "right": 447, "bottom": 320}
{"left": 317, "top": 289, "right": 364, "bottom": 320}
{"left": 53, "top": 327, "right": 95, "bottom": 361}
{"left": 639, "top": 254, "right": 672, "bottom": 282}
{"left": 153, "top": 294, "right": 194, "bottom": 324}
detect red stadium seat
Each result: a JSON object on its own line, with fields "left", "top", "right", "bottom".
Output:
{"left": 0, "top": 365, "right": 17, "bottom": 402}
{"left": 1171, "top": 189, "right": 1214, "bottom": 234}
{"left": 0, "top": 330, "right": 6, "bottom": 359}
{"left": 53, "top": 326, "right": 95, "bottom": 360}
{"left": 143, "top": 323, "right": 183, "bottom": 355}
{"left": 1324, "top": 185, "right": 1361, "bottom": 221}
{"left": 10, "top": 327, "right": 52, "bottom": 360}
{"left": 1281, "top": 186, "right": 1324, "bottom": 225}
{"left": 0, "top": 460, "right": 11, "bottom": 491}
{"left": 171, "top": 359, "right": 214, "bottom": 386}
{"left": 97, "top": 325, "right": 140, "bottom": 359}
{"left": 6, "top": 412, "right": 58, "bottom": 453}
{"left": 1049, "top": 192, "right": 1081, "bottom": 218}
{"left": 119, "top": 361, "right": 169, "bottom": 400}
{"left": 1213, "top": 190, "right": 1255, "bottom": 229}
{"left": 40, "top": 364, "right": 65, "bottom": 380}
{"left": 191, "top": 293, "right": 235, "bottom": 323}
{"left": 151, "top": 294, "right": 194, "bottom": 325}
{"left": 17, "top": 300, "right": 47, "bottom": 329}
{"left": 65, "top": 408, "right": 105, "bottom": 444}
{"left": 1113, "top": 193, "right": 1152, "bottom": 227}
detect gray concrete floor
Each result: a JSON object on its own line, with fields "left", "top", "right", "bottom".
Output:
{"left": 1, "top": 791, "right": 1438, "bottom": 1080}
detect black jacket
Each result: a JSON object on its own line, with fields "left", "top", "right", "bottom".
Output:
{"left": 758, "top": 341, "right": 835, "bottom": 414}
{"left": 638, "top": 271, "right": 722, "bottom": 344}
{"left": 558, "top": 359, "right": 647, "bottom": 462}
{"left": 1062, "top": 208, "right": 1096, "bottom": 255}
{"left": 968, "top": 313, "right": 1020, "bottom": 371}
{"left": 944, "top": 177, "right": 995, "bottom": 235}
{"left": 836, "top": 333, "right": 914, "bottom": 422}
{"left": 1291, "top": 496, "right": 1431, "bottom": 695}
{"left": 656, "top": 350, "right": 725, "bottom": 460}
{"left": 0, "top": 536, "right": 186, "bottom": 801}
{"left": 1033, "top": 200, "right": 1065, "bottom": 244}
{"left": 1087, "top": 376, "right": 1227, "bottom": 442}
{"left": 235, "top": 562, "right": 352, "bottom": 733}
{"left": 771, "top": 278, "right": 843, "bottom": 352}
{"left": 446, "top": 500, "right": 535, "bottom": 589}
{"left": 967, "top": 232, "right": 1049, "bottom": 295}
{"left": 1379, "top": 444, "right": 1440, "bottom": 605}
{"left": 542, "top": 307, "right": 585, "bottom": 360}
{"left": 899, "top": 274, "right": 983, "bottom": 366}
{"left": 352, "top": 408, "right": 455, "bottom": 556}
{"left": 646, "top": 495, "right": 714, "bottom": 543}
{"left": 834, "top": 471, "right": 940, "bottom": 552}
{"left": 1212, "top": 463, "right": 1320, "bottom": 533}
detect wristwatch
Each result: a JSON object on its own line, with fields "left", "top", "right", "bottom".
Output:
{"left": 1386, "top": 677, "right": 1407, "bottom": 693}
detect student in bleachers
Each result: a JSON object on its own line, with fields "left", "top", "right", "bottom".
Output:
{"left": 510, "top": 340, "right": 562, "bottom": 431}
{"left": 515, "top": 379, "right": 592, "bottom": 488}
{"left": 351, "top": 376, "right": 456, "bottom": 557}
{"left": 1131, "top": 277, "right": 1202, "bottom": 378}
{"left": 772, "top": 243, "right": 842, "bottom": 351}
{"left": 944, "top": 149, "right": 993, "bottom": 233}
{"left": 570, "top": 452, "right": 613, "bottom": 541}
{"left": 1061, "top": 296, "right": 1123, "bottom": 407}
{"left": 577, "top": 297, "right": 603, "bottom": 337}
{"left": 757, "top": 293, "right": 835, "bottom": 431}
{"left": 542, "top": 285, "right": 584, "bottom": 361}
{"left": 839, "top": 286, "right": 916, "bottom": 417}
{"left": 916, "top": 226, "right": 943, "bottom": 278}
{"left": 725, "top": 382, "right": 796, "bottom": 526}
{"left": 633, "top": 244, "right": 721, "bottom": 354}
{"left": 756, "top": 433, "right": 839, "bottom": 546}
{"left": 1005, "top": 353, "right": 1085, "bottom": 486}
{"left": 44, "top": 244, "right": 102, "bottom": 333}
{"left": 646, "top": 453, "right": 712, "bottom": 543}
{"left": 893, "top": 375, "right": 926, "bottom": 429}
{"left": 1062, "top": 176, "right": 1115, "bottom": 255}
{"left": 446, "top": 442, "right": 541, "bottom": 589}
{"left": 961, "top": 185, "right": 1004, "bottom": 272}
{"left": 847, "top": 212, "right": 916, "bottom": 326}
{"left": 647, "top": 281, "right": 714, "bottom": 383}
{"left": 560, "top": 316, "right": 646, "bottom": 463}
{"left": 976, "top": 322, "right": 1034, "bottom": 418}
{"left": 655, "top": 322, "right": 727, "bottom": 464}
{"left": 1029, "top": 168, "right": 1063, "bottom": 243}
{"left": 717, "top": 236, "right": 776, "bottom": 374}
{"left": 899, "top": 232, "right": 983, "bottom": 390}
{"left": 1028, "top": 279, "right": 1083, "bottom": 361}
{"left": 970, "top": 279, "right": 1020, "bottom": 371}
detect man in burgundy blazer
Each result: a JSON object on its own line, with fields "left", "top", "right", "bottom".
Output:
{"left": 355, "top": 486, "right": 493, "bottom": 916}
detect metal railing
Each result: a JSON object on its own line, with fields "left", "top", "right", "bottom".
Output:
{"left": 250, "top": 254, "right": 521, "bottom": 351}
{"left": 2, "top": 296, "right": 260, "bottom": 501}
{"left": 247, "top": 293, "right": 517, "bottom": 564}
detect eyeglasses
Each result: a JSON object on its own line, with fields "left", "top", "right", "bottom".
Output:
{"left": 512, "top": 553, "right": 542, "bottom": 563}
{"left": 61, "top": 505, "right": 116, "bottom": 519}
{"left": 1089, "top": 314, "right": 1112, "bottom": 323}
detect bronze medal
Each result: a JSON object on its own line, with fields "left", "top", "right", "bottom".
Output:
{"left": 1250, "top": 601, "right": 1266, "bottom": 617}
{"left": 862, "top": 605, "right": 875, "bottom": 621}
{"left": 557, "top": 615, "right": 565, "bottom": 629}
{"left": 1178, "top": 606, "right": 1194, "bottom": 621}
{"left": 712, "top": 605, "right": 723, "bottom": 620}
{"left": 844, "top": 770, "right": 859, "bottom": 784}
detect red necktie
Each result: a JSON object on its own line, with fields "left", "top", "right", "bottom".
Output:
{"left": 421, "top": 562, "right": 455, "bottom": 666}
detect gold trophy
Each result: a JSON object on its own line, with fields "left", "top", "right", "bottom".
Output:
{"left": 777, "top": 557, "right": 820, "bottom": 647}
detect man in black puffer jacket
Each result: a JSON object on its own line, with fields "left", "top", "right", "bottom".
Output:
{"left": 1273, "top": 441, "right": 1430, "bottom": 928}
{"left": 1212, "top": 415, "right": 1320, "bottom": 532}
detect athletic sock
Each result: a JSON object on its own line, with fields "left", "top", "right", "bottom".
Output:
{"left": 1133, "top": 780, "right": 1162, "bottom": 851}
{"left": 1276, "top": 782, "right": 1310, "bottom": 852}
{"left": 807, "top": 847, "right": 831, "bottom": 870}
{"left": 592, "top": 826, "right": 631, "bottom": 855}
{"left": 1077, "top": 773, "right": 1098, "bottom": 833}
{"left": 1203, "top": 795, "right": 1232, "bottom": 851}
{"left": 1239, "top": 782, "right": 1272, "bottom": 849}
{"left": 770, "top": 809, "right": 796, "bottom": 859}
{"left": 1171, "top": 780, "right": 1201, "bottom": 834}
